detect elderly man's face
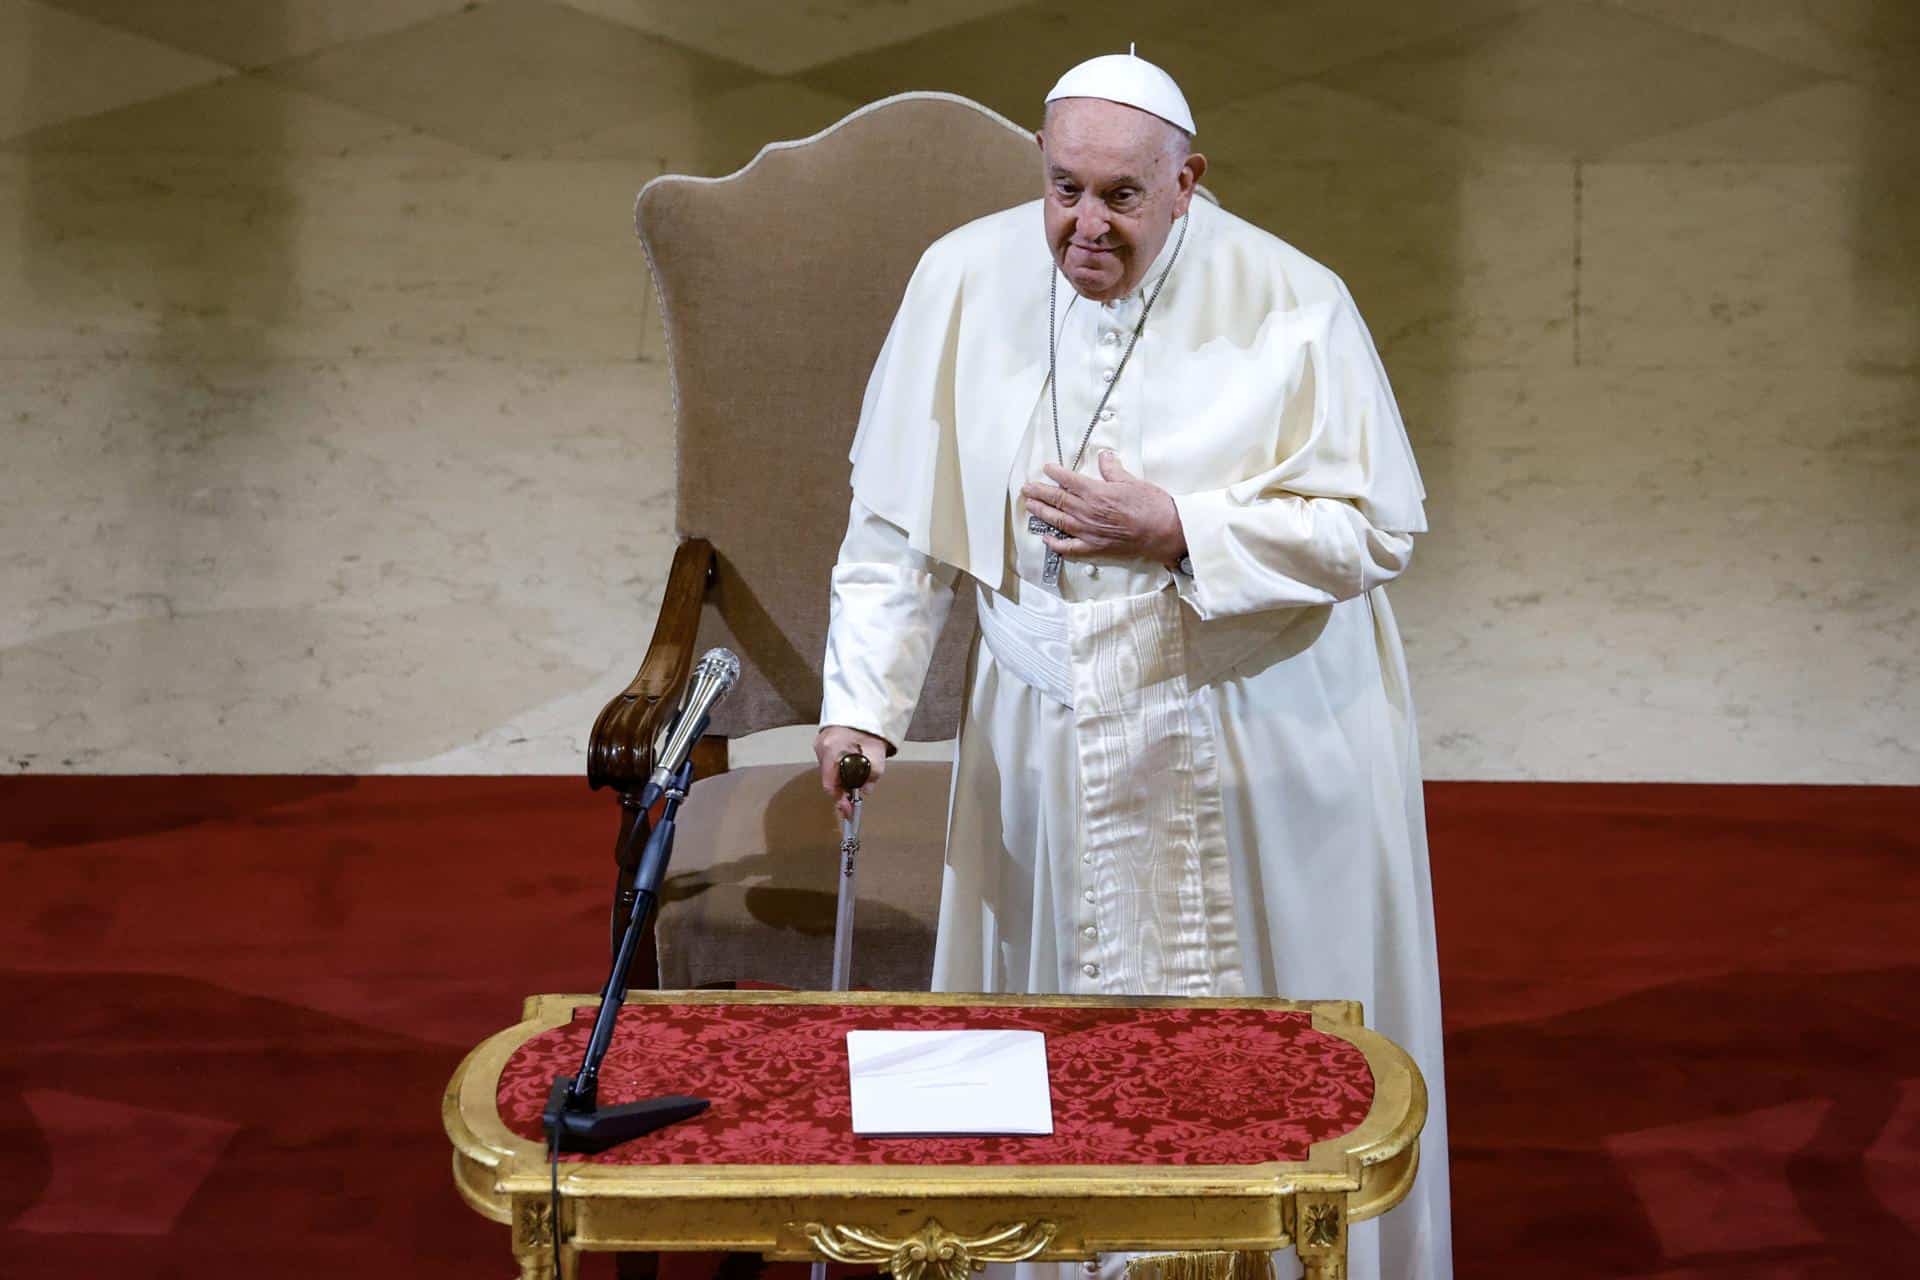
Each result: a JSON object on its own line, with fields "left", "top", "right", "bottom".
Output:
{"left": 1038, "top": 98, "right": 1205, "bottom": 303}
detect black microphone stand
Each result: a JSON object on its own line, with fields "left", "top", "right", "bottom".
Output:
{"left": 543, "top": 754, "right": 709, "bottom": 1153}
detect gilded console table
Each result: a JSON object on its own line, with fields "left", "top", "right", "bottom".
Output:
{"left": 443, "top": 991, "right": 1426, "bottom": 1280}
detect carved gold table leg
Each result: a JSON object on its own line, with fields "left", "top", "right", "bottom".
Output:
{"left": 1293, "top": 1194, "right": 1346, "bottom": 1280}
{"left": 513, "top": 1196, "right": 566, "bottom": 1280}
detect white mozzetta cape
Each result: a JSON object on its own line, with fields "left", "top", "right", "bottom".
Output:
{"left": 846, "top": 195, "right": 1426, "bottom": 605}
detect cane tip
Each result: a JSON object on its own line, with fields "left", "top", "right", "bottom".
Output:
{"left": 836, "top": 750, "right": 872, "bottom": 790}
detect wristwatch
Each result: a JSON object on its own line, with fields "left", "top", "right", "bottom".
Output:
{"left": 1175, "top": 553, "right": 1194, "bottom": 577}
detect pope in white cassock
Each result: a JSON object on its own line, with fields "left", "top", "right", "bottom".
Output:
{"left": 812, "top": 54, "right": 1451, "bottom": 1280}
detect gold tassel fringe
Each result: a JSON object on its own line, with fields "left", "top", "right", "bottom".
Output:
{"left": 1123, "top": 1251, "right": 1276, "bottom": 1280}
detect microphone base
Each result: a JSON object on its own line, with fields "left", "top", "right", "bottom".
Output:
{"left": 543, "top": 1076, "right": 710, "bottom": 1154}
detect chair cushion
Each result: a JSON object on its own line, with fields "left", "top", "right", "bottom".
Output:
{"left": 655, "top": 761, "right": 950, "bottom": 991}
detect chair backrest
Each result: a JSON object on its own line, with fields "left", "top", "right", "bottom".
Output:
{"left": 637, "top": 93, "right": 1040, "bottom": 740}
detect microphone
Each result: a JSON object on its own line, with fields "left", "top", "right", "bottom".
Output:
{"left": 637, "top": 648, "right": 741, "bottom": 810}
{"left": 552, "top": 649, "right": 740, "bottom": 1152}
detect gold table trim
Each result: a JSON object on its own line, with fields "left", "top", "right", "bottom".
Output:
{"left": 442, "top": 991, "right": 1426, "bottom": 1280}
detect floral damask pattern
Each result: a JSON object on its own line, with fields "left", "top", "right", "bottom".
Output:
{"left": 497, "top": 1003, "right": 1373, "bottom": 1166}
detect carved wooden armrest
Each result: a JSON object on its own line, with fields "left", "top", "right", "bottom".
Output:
{"left": 587, "top": 538, "right": 716, "bottom": 793}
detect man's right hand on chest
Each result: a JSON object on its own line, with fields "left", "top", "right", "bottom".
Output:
{"left": 814, "top": 725, "right": 890, "bottom": 820}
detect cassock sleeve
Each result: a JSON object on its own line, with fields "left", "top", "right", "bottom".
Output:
{"left": 1169, "top": 289, "right": 1425, "bottom": 621}
{"left": 818, "top": 496, "right": 959, "bottom": 752}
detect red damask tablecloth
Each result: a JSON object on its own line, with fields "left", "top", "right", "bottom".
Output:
{"left": 497, "top": 1002, "right": 1374, "bottom": 1167}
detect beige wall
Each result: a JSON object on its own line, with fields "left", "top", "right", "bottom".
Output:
{"left": 2, "top": 0, "right": 1915, "bottom": 782}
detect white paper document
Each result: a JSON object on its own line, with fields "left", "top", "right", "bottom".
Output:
{"left": 846, "top": 1029, "right": 1054, "bottom": 1136}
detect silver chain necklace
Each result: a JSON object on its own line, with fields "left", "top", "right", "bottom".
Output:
{"left": 1028, "top": 213, "right": 1189, "bottom": 587}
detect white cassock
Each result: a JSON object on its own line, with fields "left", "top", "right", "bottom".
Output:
{"left": 820, "top": 195, "right": 1452, "bottom": 1280}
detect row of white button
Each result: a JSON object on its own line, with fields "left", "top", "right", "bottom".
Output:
{"left": 1072, "top": 317, "right": 1125, "bottom": 992}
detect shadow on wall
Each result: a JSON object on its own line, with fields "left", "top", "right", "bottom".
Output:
{"left": 2, "top": 603, "right": 596, "bottom": 772}
{"left": 1857, "top": 0, "right": 1920, "bottom": 541}
{"left": 20, "top": 0, "right": 297, "bottom": 606}
{"left": 10, "top": 8, "right": 609, "bottom": 774}
{"left": 18, "top": 5, "right": 292, "bottom": 773}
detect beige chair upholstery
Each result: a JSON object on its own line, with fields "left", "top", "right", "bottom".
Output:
{"left": 633, "top": 95, "right": 1042, "bottom": 989}
{"left": 638, "top": 92, "right": 1041, "bottom": 742}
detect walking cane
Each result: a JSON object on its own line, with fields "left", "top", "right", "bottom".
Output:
{"left": 829, "top": 749, "right": 871, "bottom": 994}
{"left": 814, "top": 748, "right": 872, "bottom": 1280}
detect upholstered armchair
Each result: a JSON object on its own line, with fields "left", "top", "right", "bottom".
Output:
{"left": 588, "top": 94, "right": 1041, "bottom": 992}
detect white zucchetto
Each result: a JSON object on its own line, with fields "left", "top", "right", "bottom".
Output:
{"left": 1044, "top": 50, "right": 1197, "bottom": 137}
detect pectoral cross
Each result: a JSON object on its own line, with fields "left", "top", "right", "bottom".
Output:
{"left": 1027, "top": 513, "right": 1064, "bottom": 587}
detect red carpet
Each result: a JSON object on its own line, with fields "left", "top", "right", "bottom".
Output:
{"left": 2, "top": 776, "right": 1916, "bottom": 1277}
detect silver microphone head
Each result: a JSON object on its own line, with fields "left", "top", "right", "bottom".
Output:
{"left": 644, "top": 648, "right": 743, "bottom": 798}
{"left": 692, "top": 647, "right": 741, "bottom": 696}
